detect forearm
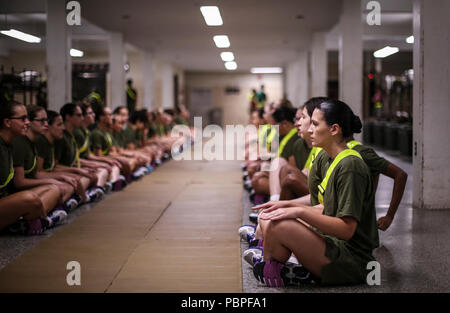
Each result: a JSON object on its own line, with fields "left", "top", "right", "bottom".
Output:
{"left": 386, "top": 172, "right": 408, "bottom": 218}
{"left": 298, "top": 207, "right": 354, "bottom": 240}
{"left": 14, "top": 176, "right": 57, "bottom": 190}
{"left": 288, "top": 194, "right": 311, "bottom": 206}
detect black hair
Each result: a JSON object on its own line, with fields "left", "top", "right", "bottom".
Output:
{"left": 257, "top": 108, "right": 264, "bottom": 119}
{"left": 80, "top": 102, "right": 92, "bottom": 116}
{"left": 130, "top": 109, "right": 149, "bottom": 125}
{"left": 27, "top": 105, "right": 45, "bottom": 121}
{"left": 164, "top": 109, "right": 175, "bottom": 116}
{"left": 60, "top": 102, "right": 79, "bottom": 121}
{"left": 0, "top": 101, "right": 23, "bottom": 129}
{"left": 272, "top": 106, "right": 296, "bottom": 124}
{"left": 301, "top": 97, "right": 330, "bottom": 118}
{"left": 47, "top": 110, "right": 61, "bottom": 125}
{"left": 317, "top": 100, "right": 362, "bottom": 138}
{"left": 113, "top": 106, "right": 127, "bottom": 115}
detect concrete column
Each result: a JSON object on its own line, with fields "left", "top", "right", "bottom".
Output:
{"left": 339, "top": 0, "right": 363, "bottom": 139}
{"left": 413, "top": 0, "right": 450, "bottom": 210}
{"left": 162, "top": 63, "right": 174, "bottom": 109}
{"left": 109, "top": 32, "right": 125, "bottom": 111}
{"left": 142, "top": 51, "right": 155, "bottom": 110}
{"left": 46, "top": 0, "right": 71, "bottom": 111}
{"left": 286, "top": 51, "right": 309, "bottom": 107}
{"left": 310, "top": 32, "right": 328, "bottom": 97}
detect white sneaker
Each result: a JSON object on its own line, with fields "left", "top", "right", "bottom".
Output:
{"left": 243, "top": 247, "right": 263, "bottom": 266}
{"left": 238, "top": 225, "right": 256, "bottom": 242}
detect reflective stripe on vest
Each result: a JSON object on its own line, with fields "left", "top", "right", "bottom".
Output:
{"left": 24, "top": 156, "right": 37, "bottom": 175}
{"left": 346, "top": 140, "right": 361, "bottom": 149}
{"left": 258, "top": 124, "right": 270, "bottom": 149}
{"left": 79, "top": 129, "right": 90, "bottom": 154}
{"left": 278, "top": 128, "right": 297, "bottom": 157}
{"left": 266, "top": 126, "right": 277, "bottom": 149}
{"left": 304, "top": 147, "right": 322, "bottom": 171}
{"left": 0, "top": 155, "right": 14, "bottom": 189}
{"left": 102, "top": 132, "right": 113, "bottom": 156}
{"left": 317, "top": 149, "right": 363, "bottom": 204}
{"left": 126, "top": 87, "right": 136, "bottom": 100}
{"left": 43, "top": 146, "right": 55, "bottom": 172}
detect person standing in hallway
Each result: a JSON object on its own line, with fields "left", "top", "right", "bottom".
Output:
{"left": 126, "top": 79, "right": 137, "bottom": 116}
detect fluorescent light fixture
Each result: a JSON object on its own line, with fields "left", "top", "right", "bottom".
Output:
{"left": 224, "top": 61, "right": 237, "bottom": 70}
{"left": 70, "top": 48, "right": 84, "bottom": 57}
{"left": 373, "top": 46, "right": 399, "bottom": 58}
{"left": 250, "top": 67, "right": 283, "bottom": 74}
{"left": 0, "top": 29, "right": 41, "bottom": 43}
{"left": 200, "top": 6, "right": 223, "bottom": 26}
{"left": 220, "top": 52, "right": 234, "bottom": 62}
{"left": 213, "top": 35, "right": 230, "bottom": 48}
{"left": 406, "top": 35, "right": 414, "bottom": 44}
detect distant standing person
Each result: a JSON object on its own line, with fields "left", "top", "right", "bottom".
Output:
{"left": 256, "top": 85, "right": 267, "bottom": 109}
{"left": 126, "top": 79, "right": 137, "bottom": 116}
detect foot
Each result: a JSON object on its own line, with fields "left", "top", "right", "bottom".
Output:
{"left": 253, "top": 260, "right": 314, "bottom": 287}
{"left": 238, "top": 224, "right": 256, "bottom": 243}
{"left": 243, "top": 247, "right": 263, "bottom": 267}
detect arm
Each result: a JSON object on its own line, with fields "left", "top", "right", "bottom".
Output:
{"left": 13, "top": 166, "right": 63, "bottom": 190}
{"left": 378, "top": 162, "right": 408, "bottom": 230}
{"left": 259, "top": 205, "right": 357, "bottom": 241}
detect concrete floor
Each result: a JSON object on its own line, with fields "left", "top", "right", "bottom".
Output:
{"left": 241, "top": 148, "right": 450, "bottom": 293}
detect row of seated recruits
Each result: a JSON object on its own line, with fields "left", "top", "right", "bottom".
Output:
{"left": 239, "top": 97, "right": 408, "bottom": 287}
{"left": 0, "top": 101, "right": 191, "bottom": 236}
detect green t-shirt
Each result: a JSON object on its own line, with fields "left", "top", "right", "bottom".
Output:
{"left": 121, "top": 125, "right": 137, "bottom": 147}
{"left": 147, "top": 123, "right": 158, "bottom": 139}
{"left": 90, "top": 128, "right": 113, "bottom": 156}
{"left": 0, "top": 136, "right": 14, "bottom": 198}
{"left": 320, "top": 155, "right": 379, "bottom": 256}
{"left": 292, "top": 137, "right": 312, "bottom": 170}
{"left": 280, "top": 132, "right": 301, "bottom": 160}
{"left": 35, "top": 135, "right": 55, "bottom": 172}
{"left": 112, "top": 131, "right": 125, "bottom": 148}
{"left": 55, "top": 130, "right": 78, "bottom": 167}
{"left": 12, "top": 135, "right": 38, "bottom": 179}
{"left": 73, "top": 127, "right": 90, "bottom": 159}
{"left": 308, "top": 145, "right": 390, "bottom": 206}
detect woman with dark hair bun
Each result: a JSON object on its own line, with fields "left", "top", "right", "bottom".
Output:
{"left": 252, "top": 99, "right": 379, "bottom": 287}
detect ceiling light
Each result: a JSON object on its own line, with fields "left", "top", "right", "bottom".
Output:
{"left": 406, "top": 35, "right": 414, "bottom": 44}
{"left": 200, "top": 6, "right": 223, "bottom": 26}
{"left": 213, "top": 35, "right": 230, "bottom": 48}
{"left": 373, "top": 46, "right": 399, "bottom": 58}
{"left": 224, "top": 61, "right": 237, "bottom": 70}
{"left": 0, "top": 29, "right": 41, "bottom": 43}
{"left": 220, "top": 52, "right": 234, "bottom": 62}
{"left": 70, "top": 48, "right": 84, "bottom": 57}
{"left": 250, "top": 67, "right": 283, "bottom": 74}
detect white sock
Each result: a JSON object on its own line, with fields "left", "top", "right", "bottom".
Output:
{"left": 270, "top": 194, "right": 280, "bottom": 201}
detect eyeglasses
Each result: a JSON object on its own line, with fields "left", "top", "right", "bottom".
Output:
{"left": 74, "top": 113, "right": 83, "bottom": 117}
{"left": 32, "top": 118, "right": 49, "bottom": 124}
{"left": 8, "top": 115, "right": 29, "bottom": 122}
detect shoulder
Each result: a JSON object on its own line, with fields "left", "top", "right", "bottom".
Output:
{"left": 335, "top": 155, "right": 371, "bottom": 179}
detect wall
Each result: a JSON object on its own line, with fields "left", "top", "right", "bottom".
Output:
{"left": 185, "top": 72, "right": 283, "bottom": 126}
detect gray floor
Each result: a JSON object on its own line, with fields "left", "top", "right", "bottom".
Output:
{"left": 240, "top": 148, "right": 450, "bottom": 293}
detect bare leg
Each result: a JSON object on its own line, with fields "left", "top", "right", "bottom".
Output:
{"left": 0, "top": 191, "right": 44, "bottom": 230}
{"left": 269, "top": 157, "right": 287, "bottom": 196}
{"left": 260, "top": 219, "right": 331, "bottom": 278}
{"left": 279, "top": 165, "right": 309, "bottom": 200}
{"left": 251, "top": 171, "right": 270, "bottom": 195}
{"left": 29, "top": 184, "right": 61, "bottom": 215}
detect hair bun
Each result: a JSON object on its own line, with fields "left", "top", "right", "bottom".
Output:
{"left": 352, "top": 114, "right": 362, "bottom": 133}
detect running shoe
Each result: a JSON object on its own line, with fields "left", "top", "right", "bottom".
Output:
{"left": 249, "top": 212, "right": 259, "bottom": 224}
{"left": 243, "top": 247, "right": 263, "bottom": 267}
{"left": 238, "top": 224, "right": 256, "bottom": 243}
{"left": 47, "top": 209, "right": 68, "bottom": 227}
{"left": 253, "top": 260, "right": 314, "bottom": 287}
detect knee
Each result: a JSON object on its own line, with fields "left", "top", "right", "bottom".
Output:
{"left": 265, "top": 219, "right": 288, "bottom": 238}
{"left": 281, "top": 173, "right": 298, "bottom": 189}
{"left": 23, "top": 191, "right": 45, "bottom": 217}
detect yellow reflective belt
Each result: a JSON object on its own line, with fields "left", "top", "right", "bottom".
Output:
{"left": 258, "top": 124, "right": 269, "bottom": 148}
{"left": 126, "top": 87, "right": 136, "bottom": 100}
{"left": 278, "top": 128, "right": 297, "bottom": 157}
{"left": 266, "top": 126, "right": 277, "bottom": 150}
{"left": 318, "top": 149, "right": 362, "bottom": 204}
{"left": 24, "top": 156, "right": 37, "bottom": 175}
{"left": 43, "top": 146, "right": 55, "bottom": 172}
{"left": 304, "top": 147, "right": 322, "bottom": 171}
{"left": 79, "top": 129, "right": 90, "bottom": 154}
{"left": 70, "top": 135, "right": 81, "bottom": 168}
{"left": 346, "top": 140, "right": 361, "bottom": 149}
{"left": 0, "top": 155, "right": 14, "bottom": 189}
{"left": 102, "top": 132, "right": 113, "bottom": 156}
